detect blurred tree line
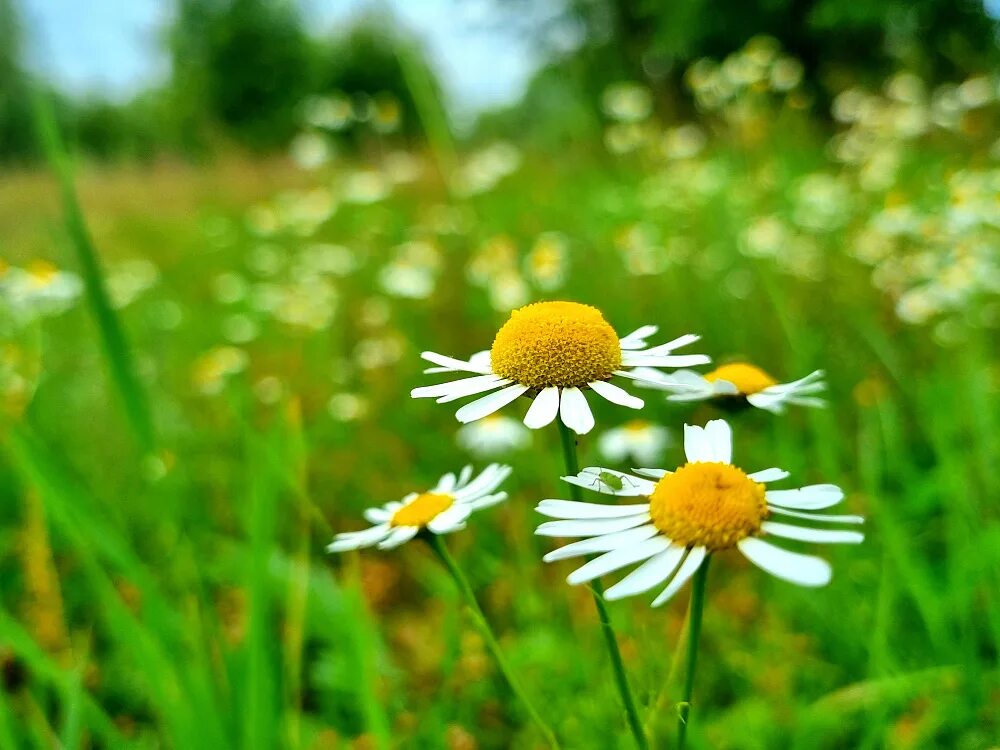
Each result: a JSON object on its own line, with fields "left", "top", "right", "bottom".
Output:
{"left": 476, "top": 0, "right": 1000, "bottom": 145}
{"left": 1, "top": 0, "right": 997, "bottom": 163}
{"left": 0, "top": 0, "right": 441, "bottom": 164}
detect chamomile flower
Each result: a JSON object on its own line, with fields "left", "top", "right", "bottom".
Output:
{"left": 456, "top": 414, "right": 531, "bottom": 457}
{"left": 411, "top": 301, "right": 709, "bottom": 435}
{"left": 638, "top": 363, "right": 826, "bottom": 413}
{"left": 327, "top": 464, "right": 510, "bottom": 552}
{"left": 598, "top": 420, "right": 670, "bottom": 466}
{"left": 536, "top": 419, "right": 862, "bottom": 606}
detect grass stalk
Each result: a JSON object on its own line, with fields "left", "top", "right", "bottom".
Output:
{"left": 676, "top": 557, "right": 710, "bottom": 749}
{"left": 557, "top": 420, "right": 649, "bottom": 750}
{"left": 427, "top": 534, "right": 560, "bottom": 749}
{"left": 30, "top": 90, "right": 154, "bottom": 452}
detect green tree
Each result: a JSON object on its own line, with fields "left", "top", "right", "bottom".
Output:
{"left": 0, "top": 0, "right": 37, "bottom": 162}
{"left": 168, "top": 0, "right": 318, "bottom": 150}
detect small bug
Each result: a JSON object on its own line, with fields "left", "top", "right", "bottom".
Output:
{"left": 588, "top": 471, "right": 636, "bottom": 492}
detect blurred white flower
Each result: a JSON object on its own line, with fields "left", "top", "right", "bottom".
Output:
{"left": 289, "top": 131, "right": 331, "bottom": 170}
{"left": 598, "top": 420, "right": 670, "bottom": 467}
{"left": 342, "top": 170, "right": 390, "bottom": 204}
{"left": 106, "top": 259, "right": 160, "bottom": 309}
{"left": 661, "top": 124, "right": 706, "bottom": 160}
{"left": 327, "top": 392, "right": 369, "bottom": 421}
{"left": 456, "top": 414, "right": 531, "bottom": 456}
{"left": 0, "top": 260, "right": 83, "bottom": 324}
{"left": 192, "top": 346, "right": 248, "bottom": 396}
{"left": 602, "top": 82, "right": 653, "bottom": 123}
{"left": 253, "top": 375, "right": 285, "bottom": 404}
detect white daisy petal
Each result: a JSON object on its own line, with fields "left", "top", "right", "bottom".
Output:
{"left": 327, "top": 523, "right": 392, "bottom": 552}
{"left": 660, "top": 333, "right": 702, "bottom": 351}
{"left": 746, "top": 392, "right": 788, "bottom": 413}
{"left": 761, "top": 521, "right": 864, "bottom": 544}
{"left": 563, "top": 468, "right": 656, "bottom": 496}
{"left": 633, "top": 467, "right": 668, "bottom": 479}
{"left": 748, "top": 467, "right": 790, "bottom": 483}
{"left": 788, "top": 396, "right": 826, "bottom": 408}
{"left": 363, "top": 507, "right": 392, "bottom": 524}
{"left": 455, "top": 384, "right": 529, "bottom": 424}
{"left": 435, "top": 377, "right": 511, "bottom": 404}
{"left": 536, "top": 499, "right": 652, "bottom": 519}
{"left": 767, "top": 507, "right": 865, "bottom": 524}
{"left": 651, "top": 547, "right": 707, "bottom": 607}
{"left": 456, "top": 465, "right": 474, "bottom": 488}
{"left": 523, "top": 386, "right": 561, "bottom": 428}
{"left": 435, "top": 473, "right": 457, "bottom": 492}
{"left": 377, "top": 525, "right": 419, "bottom": 549}
{"left": 703, "top": 419, "right": 732, "bottom": 464}
{"left": 613, "top": 369, "right": 668, "bottom": 383}
{"left": 619, "top": 324, "right": 659, "bottom": 349}
{"left": 737, "top": 537, "right": 831, "bottom": 587}
{"left": 766, "top": 484, "right": 845, "bottom": 510}
{"left": 542, "top": 525, "right": 659, "bottom": 562}
{"left": 683, "top": 424, "right": 714, "bottom": 463}
{"left": 464, "top": 491, "right": 508, "bottom": 511}
{"left": 535, "top": 514, "right": 652, "bottom": 538}
{"left": 428, "top": 505, "right": 473, "bottom": 534}
{"left": 454, "top": 464, "right": 511, "bottom": 500}
{"left": 566, "top": 537, "right": 671, "bottom": 585}
{"left": 620, "top": 354, "right": 712, "bottom": 368}
{"left": 604, "top": 545, "right": 686, "bottom": 601}
{"left": 766, "top": 370, "right": 825, "bottom": 392}
{"left": 588, "top": 379, "right": 643, "bottom": 409}
{"left": 633, "top": 368, "right": 708, "bottom": 393}
{"left": 420, "top": 351, "right": 492, "bottom": 375}
{"left": 559, "top": 387, "right": 595, "bottom": 435}
{"left": 410, "top": 374, "right": 507, "bottom": 401}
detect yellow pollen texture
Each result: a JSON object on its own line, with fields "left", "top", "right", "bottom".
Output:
{"left": 649, "top": 462, "right": 767, "bottom": 550}
{"left": 391, "top": 493, "right": 454, "bottom": 527}
{"left": 705, "top": 363, "right": 778, "bottom": 395}
{"left": 489, "top": 301, "right": 622, "bottom": 389}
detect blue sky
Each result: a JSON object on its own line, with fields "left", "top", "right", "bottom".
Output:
{"left": 18, "top": 0, "right": 565, "bottom": 122}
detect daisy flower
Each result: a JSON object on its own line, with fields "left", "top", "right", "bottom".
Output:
{"left": 637, "top": 362, "right": 826, "bottom": 414}
{"left": 536, "top": 419, "right": 862, "bottom": 606}
{"left": 411, "top": 300, "right": 709, "bottom": 435}
{"left": 598, "top": 419, "right": 670, "bottom": 467}
{"left": 327, "top": 464, "right": 510, "bottom": 552}
{"left": 456, "top": 414, "right": 531, "bottom": 456}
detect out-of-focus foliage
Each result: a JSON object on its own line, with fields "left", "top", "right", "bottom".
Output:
{"left": 1, "top": 7, "right": 1000, "bottom": 748}
{"left": 168, "top": 0, "right": 319, "bottom": 150}
{"left": 560, "top": 0, "right": 999, "bottom": 82}
{"left": 0, "top": 0, "right": 35, "bottom": 162}
{"left": 479, "top": 0, "right": 1000, "bottom": 146}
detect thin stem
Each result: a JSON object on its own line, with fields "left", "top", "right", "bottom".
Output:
{"left": 427, "top": 534, "right": 560, "bottom": 749}
{"left": 677, "top": 556, "right": 711, "bottom": 749}
{"left": 556, "top": 421, "right": 649, "bottom": 750}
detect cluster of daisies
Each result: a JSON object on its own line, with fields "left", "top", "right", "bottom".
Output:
{"left": 330, "top": 299, "right": 861, "bottom": 605}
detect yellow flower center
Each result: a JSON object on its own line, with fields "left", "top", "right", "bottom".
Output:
{"left": 489, "top": 301, "right": 622, "bottom": 389}
{"left": 649, "top": 462, "right": 767, "bottom": 550}
{"left": 705, "top": 363, "right": 777, "bottom": 395}
{"left": 26, "top": 260, "right": 58, "bottom": 286}
{"left": 624, "top": 419, "right": 650, "bottom": 434}
{"left": 390, "top": 492, "right": 454, "bottom": 527}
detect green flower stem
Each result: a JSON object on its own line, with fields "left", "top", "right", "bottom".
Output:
{"left": 426, "top": 534, "right": 560, "bottom": 750}
{"left": 677, "top": 556, "right": 711, "bottom": 749}
{"left": 556, "top": 420, "right": 649, "bottom": 750}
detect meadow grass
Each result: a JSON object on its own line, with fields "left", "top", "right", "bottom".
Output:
{"left": 1, "top": 89, "right": 998, "bottom": 749}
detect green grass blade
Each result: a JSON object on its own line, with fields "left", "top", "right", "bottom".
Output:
{"left": 29, "top": 89, "right": 155, "bottom": 452}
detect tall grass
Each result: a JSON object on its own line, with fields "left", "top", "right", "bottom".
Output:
{"left": 1, "top": 97, "right": 998, "bottom": 748}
